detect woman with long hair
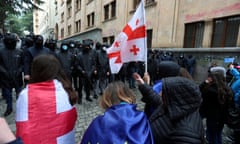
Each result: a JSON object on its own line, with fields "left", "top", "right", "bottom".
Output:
{"left": 81, "top": 81, "right": 154, "bottom": 144}
{"left": 199, "top": 70, "right": 233, "bottom": 144}
{"left": 16, "top": 54, "right": 77, "bottom": 144}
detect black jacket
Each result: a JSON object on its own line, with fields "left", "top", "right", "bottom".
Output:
{"left": 76, "top": 48, "right": 96, "bottom": 78}
{"left": 138, "top": 77, "right": 204, "bottom": 144}
{"left": 0, "top": 46, "right": 23, "bottom": 88}
{"left": 23, "top": 45, "right": 50, "bottom": 75}
{"left": 199, "top": 81, "right": 228, "bottom": 125}
{"left": 56, "top": 50, "right": 74, "bottom": 80}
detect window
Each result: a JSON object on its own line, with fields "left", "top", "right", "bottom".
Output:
{"left": 211, "top": 15, "right": 240, "bottom": 47}
{"left": 68, "top": 25, "right": 72, "bottom": 35}
{"left": 55, "top": 1, "right": 58, "bottom": 15}
{"left": 110, "top": 36, "right": 115, "bottom": 44}
{"left": 75, "top": 20, "right": 81, "bottom": 32}
{"left": 87, "top": 12, "right": 95, "bottom": 27}
{"left": 133, "top": 0, "right": 141, "bottom": 9}
{"left": 104, "top": 5, "right": 109, "bottom": 20}
{"left": 146, "top": 0, "right": 155, "bottom": 5}
{"left": 75, "top": 0, "right": 81, "bottom": 11}
{"left": 61, "top": 12, "right": 64, "bottom": 22}
{"left": 102, "top": 36, "right": 115, "bottom": 45}
{"left": 67, "top": 3, "right": 72, "bottom": 18}
{"left": 91, "top": 13, "right": 95, "bottom": 26}
{"left": 111, "top": 0, "right": 116, "bottom": 18}
{"left": 87, "top": 15, "right": 91, "bottom": 27}
{"left": 184, "top": 22, "right": 204, "bottom": 48}
{"left": 104, "top": 0, "right": 116, "bottom": 21}
{"left": 147, "top": 29, "right": 152, "bottom": 48}
{"left": 103, "top": 37, "right": 108, "bottom": 44}
{"left": 61, "top": 28, "right": 64, "bottom": 38}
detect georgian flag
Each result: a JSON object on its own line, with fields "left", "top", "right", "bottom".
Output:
{"left": 16, "top": 80, "right": 77, "bottom": 144}
{"left": 107, "top": 0, "right": 147, "bottom": 73}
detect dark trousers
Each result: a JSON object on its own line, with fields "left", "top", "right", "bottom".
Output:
{"left": 78, "top": 77, "right": 91, "bottom": 99}
{"left": 2, "top": 87, "right": 22, "bottom": 110}
{"left": 206, "top": 120, "right": 224, "bottom": 144}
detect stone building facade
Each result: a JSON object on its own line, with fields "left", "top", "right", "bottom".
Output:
{"left": 33, "top": 0, "right": 240, "bottom": 48}
{"left": 33, "top": 0, "right": 240, "bottom": 81}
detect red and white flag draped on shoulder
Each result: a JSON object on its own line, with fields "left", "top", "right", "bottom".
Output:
{"left": 107, "top": 0, "right": 147, "bottom": 74}
{"left": 15, "top": 80, "right": 77, "bottom": 144}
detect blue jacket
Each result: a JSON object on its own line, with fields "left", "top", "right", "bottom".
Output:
{"left": 230, "top": 68, "right": 240, "bottom": 107}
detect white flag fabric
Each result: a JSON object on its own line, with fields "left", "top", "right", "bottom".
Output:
{"left": 16, "top": 80, "right": 77, "bottom": 144}
{"left": 107, "top": 0, "right": 146, "bottom": 73}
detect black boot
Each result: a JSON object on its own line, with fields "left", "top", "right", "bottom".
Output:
{"left": 94, "top": 94, "right": 98, "bottom": 99}
{"left": 86, "top": 97, "right": 93, "bottom": 102}
{"left": 4, "top": 108, "right": 12, "bottom": 117}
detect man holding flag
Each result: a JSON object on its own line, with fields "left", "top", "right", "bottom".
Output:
{"left": 107, "top": 0, "right": 147, "bottom": 74}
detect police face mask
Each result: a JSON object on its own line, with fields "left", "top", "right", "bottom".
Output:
{"left": 62, "top": 45, "right": 68, "bottom": 50}
{"left": 70, "top": 43, "right": 75, "bottom": 48}
{"left": 102, "top": 46, "right": 107, "bottom": 51}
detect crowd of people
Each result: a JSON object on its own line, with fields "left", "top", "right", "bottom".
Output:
{"left": 0, "top": 32, "right": 240, "bottom": 144}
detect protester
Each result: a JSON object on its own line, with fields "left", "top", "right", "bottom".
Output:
{"left": 0, "top": 118, "right": 23, "bottom": 144}
{"left": 199, "top": 69, "right": 233, "bottom": 144}
{"left": 227, "top": 63, "right": 240, "bottom": 143}
{"left": 142, "top": 61, "right": 193, "bottom": 118}
{"left": 80, "top": 81, "right": 154, "bottom": 144}
{"left": 55, "top": 41, "right": 74, "bottom": 82}
{"left": 0, "top": 33, "right": 24, "bottom": 116}
{"left": 228, "top": 63, "right": 240, "bottom": 108}
{"left": 23, "top": 35, "right": 51, "bottom": 82}
{"left": 134, "top": 73, "right": 204, "bottom": 143}
{"left": 186, "top": 54, "right": 196, "bottom": 76}
{"left": 16, "top": 54, "right": 77, "bottom": 144}
{"left": 76, "top": 42, "right": 97, "bottom": 102}
{"left": 95, "top": 43, "right": 110, "bottom": 95}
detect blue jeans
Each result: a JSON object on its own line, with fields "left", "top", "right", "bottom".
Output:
{"left": 206, "top": 120, "right": 224, "bottom": 144}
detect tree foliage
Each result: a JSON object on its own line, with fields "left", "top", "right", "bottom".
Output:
{"left": 5, "top": 13, "right": 33, "bottom": 37}
{"left": 0, "top": 0, "right": 44, "bottom": 34}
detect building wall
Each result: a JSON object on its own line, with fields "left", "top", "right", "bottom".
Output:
{"left": 33, "top": 0, "right": 56, "bottom": 40}
{"left": 101, "top": 0, "right": 127, "bottom": 39}
{"left": 36, "top": 0, "right": 240, "bottom": 47}
{"left": 180, "top": 0, "right": 240, "bottom": 48}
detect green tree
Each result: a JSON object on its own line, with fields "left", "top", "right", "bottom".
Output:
{"left": 5, "top": 12, "right": 33, "bottom": 36}
{"left": 0, "top": 0, "right": 44, "bottom": 34}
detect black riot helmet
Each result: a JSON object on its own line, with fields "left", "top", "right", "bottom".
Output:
{"left": 3, "top": 33, "right": 17, "bottom": 49}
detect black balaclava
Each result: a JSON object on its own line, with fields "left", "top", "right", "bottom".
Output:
{"left": 3, "top": 33, "right": 17, "bottom": 49}
{"left": 82, "top": 43, "right": 91, "bottom": 53}
{"left": 35, "top": 35, "right": 44, "bottom": 48}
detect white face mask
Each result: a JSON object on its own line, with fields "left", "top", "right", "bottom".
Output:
{"left": 70, "top": 43, "right": 75, "bottom": 47}
{"left": 102, "top": 47, "right": 107, "bottom": 51}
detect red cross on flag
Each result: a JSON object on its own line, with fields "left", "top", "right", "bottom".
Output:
{"left": 107, "top": 0, "right": 147, "bottom": 73}
{"left": 16, "top": 80, "right": 77, "bottom": 144}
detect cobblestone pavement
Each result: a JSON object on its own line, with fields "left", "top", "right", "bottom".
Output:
{"left": 0, "top": 88, "right": 145, "bottom": 144}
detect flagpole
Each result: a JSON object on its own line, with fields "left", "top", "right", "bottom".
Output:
{"left": 142, "top": 0, "right": 148, "bottom": 73}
